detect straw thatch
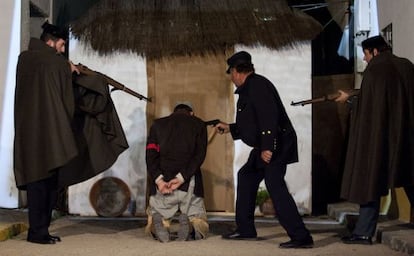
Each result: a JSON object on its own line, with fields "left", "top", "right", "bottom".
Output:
{"left": 70, "top": 0, "right": 322, "bottom": 60}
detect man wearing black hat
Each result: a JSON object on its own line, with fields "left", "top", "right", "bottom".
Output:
{"left": 14, "top": 21, "right": 79, "bottom": 244}
{"left": 337, "top": 35, "right": 414, "bottom": 245}
{"left": 215, "top": 51, "right": 313, "bottom": 248}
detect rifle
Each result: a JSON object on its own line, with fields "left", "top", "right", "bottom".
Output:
{"left": 204, "top": 119, "right": 221, "bottom": 126}
{"left": 291, "top": 92, "right": 340, "bottom": 106}
{"left": 76, "top": 63, "right": 152, "bottom": 102}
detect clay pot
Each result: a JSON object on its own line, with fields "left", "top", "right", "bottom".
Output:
{"left": 260, "top": 198, "right": 276, "bottom": 216}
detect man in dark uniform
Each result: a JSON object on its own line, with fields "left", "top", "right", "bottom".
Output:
{"left": 146, "top": 104, "right": 209, "bottom": 242}
{"left": 338, "top": 36, "right": 414, "bottom": 245}
{"left": 215, "top": 51, "right": 313, "bottom": 249}
{"left": 14, "top": 22, "right": 80, "bottom": 244}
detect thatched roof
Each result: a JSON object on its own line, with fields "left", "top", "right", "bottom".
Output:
{"left": 69, "top": 0, "right": 322, "bottom": 60}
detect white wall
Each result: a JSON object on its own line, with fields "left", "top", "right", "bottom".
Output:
{"left": 377, "top": 0, "right": 414, "bottom": 63}
{"left": 0, "top": 0, "right": 20, "bottom": 208}
{"left": 0, "top": 1, "right": 311, "bottom": 213}
{"left": 68, "top": 42, "right": 312, "bottom": 216}
{"left": 68, "top": 39, "right": 148, "bottom": 216}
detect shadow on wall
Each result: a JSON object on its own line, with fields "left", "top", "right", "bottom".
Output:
{"left": 126, "top": 106, "right": 148, "bottom": 215}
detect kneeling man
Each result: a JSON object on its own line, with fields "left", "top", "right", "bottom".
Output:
{"left": 145, "top": 104, "right": 209, "bottom": 242}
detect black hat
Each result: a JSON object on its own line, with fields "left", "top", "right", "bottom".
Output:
{"left": 226, "top": 51, "right": 252, "bottom": 74}
{"left": 41, "top": 21, "right": 67, "bottom": 40}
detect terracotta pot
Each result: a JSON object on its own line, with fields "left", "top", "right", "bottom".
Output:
{"left": 260, "top": 198, "right": 276, "bottom": 216}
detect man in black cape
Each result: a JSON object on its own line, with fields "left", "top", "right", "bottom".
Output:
{"left": 14, "top": 22, "right": 128, "bottom": 244}
{"left": 338, "top": 35, "right": 414, "bottom": 245}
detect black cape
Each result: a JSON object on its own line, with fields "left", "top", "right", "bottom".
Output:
{"left": 14, "top": 38, "right": 78, "bottom": 189}
{"left": 341, "top": 52, "right": 414, "bottom": 204}
{"left": 14, "top": 38, "right": 128, "bottom": 189}
{"left": 58, "top": 74, "right": 129, "bottom": 187}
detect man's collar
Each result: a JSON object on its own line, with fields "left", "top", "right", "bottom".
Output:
{"left": 235, "top": 72, "right": 254, "bottom": 94}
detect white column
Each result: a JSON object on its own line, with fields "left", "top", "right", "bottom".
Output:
{"left": 353, "top": 0, "right": 379, "bottom": 88}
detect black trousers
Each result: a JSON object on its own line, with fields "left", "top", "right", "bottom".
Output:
{"left": 26, "top": 172, "right": 58, "bottom": 240}
{"left": 235, "top": 149, "right": 311, "bottom": 241}
{"left": 353, "top": 186, "right": 414, "bottom": 237}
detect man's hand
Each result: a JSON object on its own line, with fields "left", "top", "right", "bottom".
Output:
{"left": 156, "top": 180, "right": 171, "bottom": 195}
{"left": 69, "top": 61, "right": 80, "bottom": 74}
{"left": 335, "top": 90, "right": 350, "bottom": 103}
{"left": 168, "top": 178, "right": 184, "bottom": 191}
{"left": 215, "top": 122, "right": 230, "bottom": 134}
{"left": 261, "top": 150, "right": 273, "bottom": 164}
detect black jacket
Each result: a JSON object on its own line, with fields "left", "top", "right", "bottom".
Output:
{"left": 146, "top": 112, "right": 207, "bottom": 197}
{"left": 229, "top": 73, "right": 298, "bottom": 165}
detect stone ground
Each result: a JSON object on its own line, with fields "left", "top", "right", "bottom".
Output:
{"left": 0, "top": 210, "right": 412, "bottom": 256}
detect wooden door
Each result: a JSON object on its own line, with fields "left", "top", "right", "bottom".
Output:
{"left": 146, "top": 53, "right": 235, "bottom": 212}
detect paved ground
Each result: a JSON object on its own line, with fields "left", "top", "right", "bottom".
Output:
{"left": 0, "top": 208, "right": 413, "bottom": 256}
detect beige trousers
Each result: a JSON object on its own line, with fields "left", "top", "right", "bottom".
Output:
{"left": 149, "top": 177, "right": 206, "bottom": 219}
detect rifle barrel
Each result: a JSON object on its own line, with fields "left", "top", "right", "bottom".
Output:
{"left": 291, "top": 92, "right": 342, "bottom": 106}
{"left": 291, "top": 96, "right": 326, "bottom": 106}
{"left": 103, "top": 74, "right": 152, "bottom": 102}
{"left": 77, "top": 64, "right": 151, "bottom": 102}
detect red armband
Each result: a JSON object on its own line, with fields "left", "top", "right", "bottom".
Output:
{"left": 146, "top": 143, "right": 160, "bottom": 152}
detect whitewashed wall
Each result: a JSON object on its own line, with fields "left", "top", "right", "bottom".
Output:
{"left": 68, "top": 40, "right": 312, "bottom": 216}
{"left": 68, "top": 39, "right": 148, "bottom": 216}
{"left": 0, "top": 0, "right": 20, "bottom": 208}
{"left": 377, "top": 0, "right": 414, "bottom": 63}
{"left": 234, "top": 44, "right": 312, "bottom": 214}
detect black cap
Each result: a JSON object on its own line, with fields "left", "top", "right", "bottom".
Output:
{"left": 226, "top": 51, "right": 252, "bottom": 74}
{"left": 41, "top": 21, "right": 67, "bottom": 40}
{"left": 361, "top": 35, "right": 389, "bottom": 51}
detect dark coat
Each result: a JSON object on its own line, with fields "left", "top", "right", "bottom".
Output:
{"left": 229, "top": 73, "right": 298, "bottom": 165}
{"left": 341, "top": 52, "right": 414, "bottom": 204}
{"left": 14, "top": 38, "right": 78, "bottom": 189}
{"left": 146, "top": 112, "right": 207, "bottom": 197}
{"left": 14, "top": 38, "right": 129, "bottom": 189}
{"left": 58, "top": 74, "right": 129, "bottom": 187}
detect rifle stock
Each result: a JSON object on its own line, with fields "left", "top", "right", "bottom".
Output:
{"left": 76, "top": 63, "right": 152, "bottom": 102}
{"left": 291, "top": 92, "right": 340, "bottom": 106}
